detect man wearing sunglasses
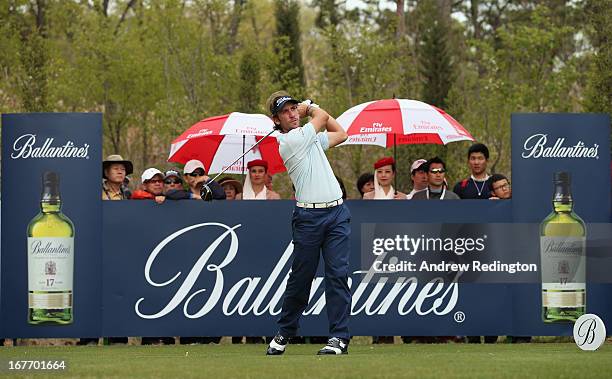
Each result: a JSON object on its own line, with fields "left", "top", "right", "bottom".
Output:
{"left": 183, "top": 159, "right": 225, "bottom": 200}
{"left": 411, "top": 157, "right": 460, "bottom": 200}
{"left": 162, "top": 169, "right": 198, "bottom": 200}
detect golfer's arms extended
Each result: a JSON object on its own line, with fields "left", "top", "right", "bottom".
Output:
{"left": 325, "top": 116, "right": 348, "bottom": 148}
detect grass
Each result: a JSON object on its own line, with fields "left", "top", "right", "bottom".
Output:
{"left": 1, "top": 343, "right": 611, "bottom": 378}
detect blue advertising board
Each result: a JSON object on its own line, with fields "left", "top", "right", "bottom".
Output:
{"left": 511, "top": 113, "right": 611, "bottom": 335}
{"left": 1, "top": 113, "right": 103, "bottom": 337}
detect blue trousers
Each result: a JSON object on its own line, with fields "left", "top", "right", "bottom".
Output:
{"left": 278, "top": 204, "right": 351, "bottom": 340}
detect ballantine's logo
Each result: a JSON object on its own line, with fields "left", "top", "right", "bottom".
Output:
{"left": 134, "top": 223, "right": 459, "bottom": 319}
{"left": 522, "top": 134, "right": 599, "bottom": 159}
{"left": 11, "top": 134, "right": 90, "bottom": 159}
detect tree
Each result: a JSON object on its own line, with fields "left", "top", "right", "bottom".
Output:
{"left": 17, "top": 0, "right": 49, "bottom": 112}
{"left": 583, "top": 0, "right": 612, "bottom": 116}
{"left": 418, "top": 1, "right": 455, "bottom": 109}
{"left": 270, "top": 0, "right": 305, "bottom": 97}
{"left": 238, "top": 47, "right": 262, "bottom": 113}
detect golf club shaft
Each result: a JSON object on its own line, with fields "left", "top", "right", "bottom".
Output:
{"left": 207, "top": 128, "right": 277, "bottom": 184}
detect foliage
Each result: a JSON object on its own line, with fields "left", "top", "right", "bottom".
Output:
{"left": 0, "top": 0, "right": 608, "bottom": 198}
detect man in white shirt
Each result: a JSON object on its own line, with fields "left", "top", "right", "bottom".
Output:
{"left": 412, "top": 157, "right": 460, "bottom": 200}
{"left": 265, "top": 92, "right": 351, "bottom": 356}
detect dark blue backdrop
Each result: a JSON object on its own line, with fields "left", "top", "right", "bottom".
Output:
{"left": 511, "top": 113, "right": 611, "bottom": 335}
{"left": 1, "top": 113, "right": 102, "bottom": 338}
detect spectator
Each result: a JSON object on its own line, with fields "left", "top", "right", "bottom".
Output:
{"left": 102, "top": 154, "right": 133, "bottom": 200}
{"left": 412, "top": 157, "right": 460, "bottom": 200}
{"left": 489, "top": 174, "right": 512, "bottom": 200}
{"left": 363, "top": 157, "right": 406, "bottom": 199}
{"left": 237, "top": 159, "right": 281, "bottom": 200}
{"left": 164, "top": 170, "right": 194, "bottom": 200}
{"left": 265, "top": 173, "right": 274, "bottom": 191}
{"left": 356, "top": 173, "right": 374, "bottom": 199}
{"left": 164, "top": 170, "right": 183, "bottom": 192}
{"left": 122, "top": 176, "right": 133, "bottom": 199}
{"left": 219, "top": 177, "right": 243, "bottom": 200}
{"left": 183, "top": 159, "right": 225, "bottom": 200}
{"left": 453, "top": 143, "right": 493, "bottom": 199}
{"left": 406, "top": 159, "right": 428, "bottom": 199}
{"left": 131, "top": 168, "right": 166, "bottom": 204}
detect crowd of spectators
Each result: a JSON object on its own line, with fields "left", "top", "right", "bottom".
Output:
{"left": 102, "top": 143, "right": 511, "bottom": 203}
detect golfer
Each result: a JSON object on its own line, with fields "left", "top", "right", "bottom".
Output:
{"left": 265, "top": 91, "right": 351, "bottom": 356}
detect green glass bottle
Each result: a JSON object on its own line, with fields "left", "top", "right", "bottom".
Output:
{"left": 540, "top": 172, "right": 586, "bottom": 323}
{"left": 27, "top": 172, "right": 74, "bottom": 325}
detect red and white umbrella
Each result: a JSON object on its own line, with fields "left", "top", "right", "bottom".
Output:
{"left": 168, "top": 112, "right": 285, "bottom": 175}
{"left": 338, "top": 99, "right": 474, "bottom": 147}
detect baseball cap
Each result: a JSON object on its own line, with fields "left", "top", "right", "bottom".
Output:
{"left": 141, "top": 168, "right": 163, "bottom": 183}
{"left": 270, "top": 95, "right": 299, "bottom": 115}
{"left": 411, "top": 159, "right": 427, "bottom": 173}
{"left": 184, "top": 159, "right": 206, "bottom": 174}
{"left": 164, "top": 169, "right": 182, "bottom": 179}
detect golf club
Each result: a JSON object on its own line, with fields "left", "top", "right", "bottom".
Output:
{"left": 200, "top": 128, "right": 279, "bottom": 200}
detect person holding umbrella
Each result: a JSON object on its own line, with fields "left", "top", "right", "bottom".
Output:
{"left": 183, "top": 159, "right": 226, "bottom": 200}
{"left": 265, "top": 92, "right": 351, "bottom": 356}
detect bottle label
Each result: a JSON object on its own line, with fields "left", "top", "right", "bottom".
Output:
{"left": 29, "top": 293, "right": 72, "bottom": 309}
{"left": 540, "top": 236, "right": 586, "bottom": 291}
{"left": 542, "top": 291, "right": 584, "bottom": 308}
{"left": 28, "top": 237, "right": 73, "bottom": 293}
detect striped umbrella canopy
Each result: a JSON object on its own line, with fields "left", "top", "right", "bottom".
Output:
{"left": 168, "top": 112, "right": 285, "bottom": 175}
{"left": 338, "top": 99, "right": 474, "bottom": 147}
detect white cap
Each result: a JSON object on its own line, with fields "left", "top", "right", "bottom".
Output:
{"left": 184, "top": 159, "right": 205, "bottom": 174}
{"left": 141, "top": 168, "right": 163, "bottom": 183}
{"left": 411, "top": 159, "right": 427, "bottom": 173}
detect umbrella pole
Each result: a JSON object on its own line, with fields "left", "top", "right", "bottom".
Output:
{"left": 394, "top": 134, "right": 397, "bottom": 195}
{"left": 392, "top": 93, "right": 397, "bottom": 195}
{"left": 204, "top": 128, "right": 277, "bottom": 189}
{"left": 242, "top": 135, "right": 246, "bottom": 184}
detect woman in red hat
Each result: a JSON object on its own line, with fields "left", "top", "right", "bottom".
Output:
{"left": 237, "top": 159, "right": 281, "bottom": 200}
{"left": 363, "top": 157, "right": 406, "bottom": 199}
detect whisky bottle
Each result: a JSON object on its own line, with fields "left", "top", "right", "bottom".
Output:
{"left": 27, "top": 172, "right": 74, "bottom": 324}
{"left": 540, "top": 172, "right": 586, "bottom": 322}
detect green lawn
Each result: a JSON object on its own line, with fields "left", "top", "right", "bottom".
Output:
{"left": 1, "top": 343, "right": 611, "bottom": 378}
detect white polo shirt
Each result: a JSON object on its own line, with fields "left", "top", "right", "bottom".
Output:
{"left": 277, "top": 123, "right": 342, "bottom": 203}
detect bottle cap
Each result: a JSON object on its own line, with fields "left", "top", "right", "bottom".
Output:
{"left": 42, "top": 171, "right": 60, "bottom": 203}
{"left": 553, "top": 171, "right": 572, "bottom": 203}
{"left": 553, "top": 172, "right": 571, "bottom": 185}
